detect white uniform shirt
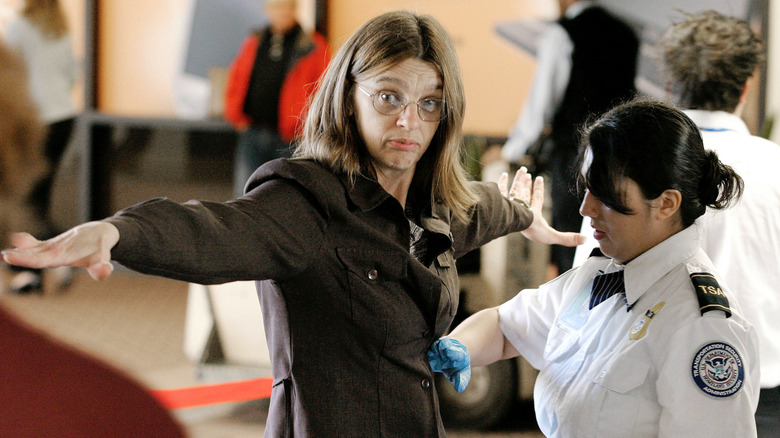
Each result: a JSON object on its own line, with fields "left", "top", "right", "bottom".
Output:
{"left": 574, "top": 109, "right": 780, "bottom": 388}
{"left": 3, "top": 15, "right": 77, "bottom": 123}
{"left": 688, "top": 109, "right": 780, "bottom": 388}
{"left": 501, "top": 2, "right": 597, "bottom": 162}
{"left": 499, "top": 225, "right": 759, "bottom": 437}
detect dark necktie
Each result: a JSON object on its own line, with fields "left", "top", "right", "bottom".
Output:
{"left": 589, "top": 270, "right": 625, "bottom": 310}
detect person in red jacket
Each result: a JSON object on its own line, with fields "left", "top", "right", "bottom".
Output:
{"left": 224, "top": 0, "right": 330, "bottom": 197}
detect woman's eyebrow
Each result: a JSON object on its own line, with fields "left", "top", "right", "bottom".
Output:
{"left": 373, "top": 76, "right": 443, "bottom": 92}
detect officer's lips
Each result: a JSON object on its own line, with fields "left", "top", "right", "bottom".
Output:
{"left": 591, "top": 223, "right": 606, "bottom": 240}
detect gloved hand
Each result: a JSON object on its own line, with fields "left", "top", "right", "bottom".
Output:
{"left": 427, "top": 337, "right": 471, "bottom": 393}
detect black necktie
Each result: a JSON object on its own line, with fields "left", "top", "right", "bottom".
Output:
{"left": 589, "top": 270, "right": 625, "bottom": 310}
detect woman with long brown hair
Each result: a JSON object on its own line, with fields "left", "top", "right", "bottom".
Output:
{"left": 3, "top": 11, "right": 582, "bottom": 436}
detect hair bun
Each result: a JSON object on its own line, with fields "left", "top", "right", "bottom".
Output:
{"left": 699, "top": 150, "right": 743, "bottom": 209}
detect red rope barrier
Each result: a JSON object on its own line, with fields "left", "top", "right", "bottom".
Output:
{"left": 150, "top": 377, "right": 274, "bottom": 410}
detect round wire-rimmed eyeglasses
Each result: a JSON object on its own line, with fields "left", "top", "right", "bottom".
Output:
{"left": 356, "top": 85, "right": 446, "bottom": 122}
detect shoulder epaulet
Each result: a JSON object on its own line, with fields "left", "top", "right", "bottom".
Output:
{"left": 689, "top": 272, "right": 731, "bottom": 318}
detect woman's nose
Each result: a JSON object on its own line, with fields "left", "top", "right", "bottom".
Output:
{"left": 580, "top": 189, "right": 598, "bottom": 218}
{"left": 396, "top": 103, "right": 420, "bottom": 128}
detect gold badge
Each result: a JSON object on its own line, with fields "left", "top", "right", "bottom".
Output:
{"left": 629, "top": 302, "right": 665, "bottom": 341}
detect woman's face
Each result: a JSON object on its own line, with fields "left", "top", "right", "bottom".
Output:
{"left": 353, "top": 58, "right": 442, "bottom": 184}
{"left": 579, "top": 177, "right": 665, "bottom": 264}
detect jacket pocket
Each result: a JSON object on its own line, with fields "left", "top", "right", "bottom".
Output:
{"left": 336, "top": 247, "right": 407, "bottom": 321}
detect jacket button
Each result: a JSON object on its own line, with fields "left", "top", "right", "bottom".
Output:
{"left": 367, "top": 269, "right": 378, "bottom": 280}
{"left": 421, "top": 378, "right": 431, "bottom": 389}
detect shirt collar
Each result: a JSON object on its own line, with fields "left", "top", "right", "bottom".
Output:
{"left": 684, "top": 109, "right": 750, "bottom": 135}
{"left": 620, "top": 225, "right": 701, "bottom": 308}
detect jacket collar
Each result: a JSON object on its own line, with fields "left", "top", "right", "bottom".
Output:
{"left": 338, "top": 172, "right": 455, "bottom": 249}
{"left": 338, "top": 172, "right": 393, "bottom": 212}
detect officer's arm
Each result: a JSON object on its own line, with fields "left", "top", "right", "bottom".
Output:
{"left": 449, "top": 307, "right": 519, "bottom": 367}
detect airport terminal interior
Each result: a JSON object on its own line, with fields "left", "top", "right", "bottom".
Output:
{"left": 0, "top": 0, "right": 777, "bottom": 436}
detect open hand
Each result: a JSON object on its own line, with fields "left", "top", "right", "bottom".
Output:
{"left": 498, "top": 167, "right": 585, "bottom": 247}
{"left": 3, "top": 222, "right": 120, "bottom": 281}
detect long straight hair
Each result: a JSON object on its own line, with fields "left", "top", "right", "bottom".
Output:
{"left": 22, "top": 0, "right": 68, "bottom": 39}
{"left": 295, "top": 11, "right": 478, "bottom": 223}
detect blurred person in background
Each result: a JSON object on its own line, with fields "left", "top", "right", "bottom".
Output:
{"left": 483, "top": 0, "right": 638, "bottom": 277}
{"left": 2, "top": 0, "right": 77, "bottom": 294}
{"left": 0, "top": 40, "right": 184, "bottom": 438}
{"left": 224, "top": 0, "right": 330, "bottom": 197}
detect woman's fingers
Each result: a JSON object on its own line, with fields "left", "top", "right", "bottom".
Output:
{"left": 9, "top": 232, "right": 42, "bottom": 250}
{"left": 531, "top": 176, "right": 544, "bottom": 209}
{"left": 498, "top": 172, "right": 509, "bottom": 198}
{"left": 2, "top": 222, "right": 119, "bottom": 280}
{"left": 509, "top": 167, "right": 532, "bottom": 203}
{"left": 86, "top": 261, "right": 114, "bottom": 281}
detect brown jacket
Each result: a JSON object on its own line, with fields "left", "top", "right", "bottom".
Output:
{"left": 108, "top": 158, "right": 532, "bottom": 437}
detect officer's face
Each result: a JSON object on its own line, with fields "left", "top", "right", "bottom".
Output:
{"left": 579, "top": 178, "right": 666, "bottom": 263}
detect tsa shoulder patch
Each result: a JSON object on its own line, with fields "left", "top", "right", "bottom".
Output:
{"left": 691, "top": 342, "right": 745, "bottom": 398}
{"left": 689, "top": 272, "right": 731, "bottom": 318}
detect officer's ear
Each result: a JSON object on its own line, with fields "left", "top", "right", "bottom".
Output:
{"left": 651, "top": 189, "right": 681, "bottom": 221}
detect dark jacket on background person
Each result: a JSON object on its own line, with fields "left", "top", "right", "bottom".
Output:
{"left": 552, "top": 6, "right": 638, "bottom": 155}
{"left": 106, "top": 158, "right": 533, "bottom": 437}
{"left": 224, "top": 27, "right": 330, "bottom": 142}
{"left": 548, "top": 5, "right": 639, "bottom": 272}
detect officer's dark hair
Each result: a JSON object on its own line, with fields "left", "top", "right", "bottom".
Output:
{"left": 576, "top": 99, "right": 743, "bottom": 227}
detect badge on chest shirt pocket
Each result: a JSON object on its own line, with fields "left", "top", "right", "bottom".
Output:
{"left": 336, "top": 248, "right": 408, "bottom": 322}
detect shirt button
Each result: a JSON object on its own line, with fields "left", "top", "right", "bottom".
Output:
{"left": 421, "top": 378, "right": 431, "bottom": 389}
{"left": 367, "top": 269, "right": 378, "bottom": 280}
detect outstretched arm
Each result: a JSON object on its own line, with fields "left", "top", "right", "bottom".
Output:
{"left": 498, "top": 167, "right": 585, "bottom": 247}
{"left": 3, "top": 221, "right": 119, "bottom": 281}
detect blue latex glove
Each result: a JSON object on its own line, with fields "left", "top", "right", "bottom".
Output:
{"left": 427, "top": 337, "right": 471, "bottom": 392}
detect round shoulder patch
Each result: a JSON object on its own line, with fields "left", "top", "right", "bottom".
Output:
{"left": 691, "top": 342, "right": 745, "bottom": 398}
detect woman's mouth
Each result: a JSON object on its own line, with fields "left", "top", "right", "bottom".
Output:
{"left": 388, "top": 139, "right": 418, "bottom": 151}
